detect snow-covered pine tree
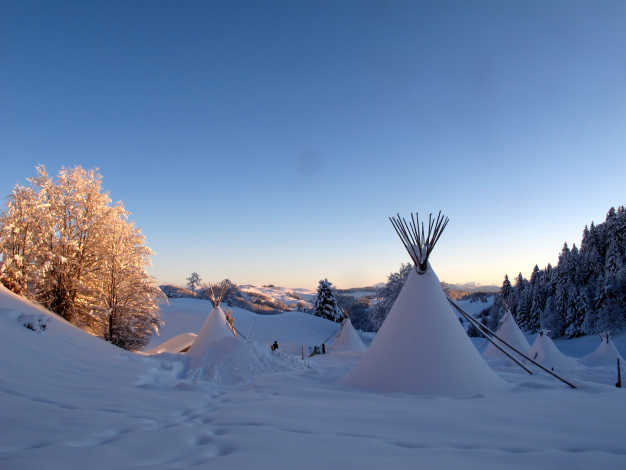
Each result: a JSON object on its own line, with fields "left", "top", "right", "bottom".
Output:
{"left": 529, "top": 295, "right": 542, "bottom": 332}
{"left": 517, "top": 285, "right": 532, "bottom": 331}
{"left": 313, "top": 278, "right": 343, "bottom": 322}
{"left": 565, "top": 285, "right": 587, "bottom": 338}
{"left": 511, "top": 273, "right": 526, "bottom": 322}
{"left": 186, "top": 272, "right": 201, "bottom": 293}
{"left": 501, "top": 274, "right": 512, "bottom": 306}
{"left": 595, "top": 237, "right": 625, "bottom": 335}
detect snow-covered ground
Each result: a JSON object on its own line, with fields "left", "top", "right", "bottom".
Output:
{"left": 456, "top": 294, "right": 495, "bottom": 316}
{"left": 2, "top": 287, "right": 626, "bottom": 469}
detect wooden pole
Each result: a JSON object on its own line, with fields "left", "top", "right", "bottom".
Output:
{"left": 617, "top": 358, "right": 622, "bottom": 388}
{"left": 448, "top": 299, "right": 577, "bottom": 389}
{"left": 450, "top": 300, "right": 533, "bottom": 374}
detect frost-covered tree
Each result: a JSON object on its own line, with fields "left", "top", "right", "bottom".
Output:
{"left": 540, "top": 295, "right": 561, "bottom": 337}
{"left": 565, "top": 286, "right": 587, "bottom": 338}
{"left": 0, "top": 165, "right": 163, "bottom": 349}
{"left": 517, "top": 286, "right": 532, "bottom": 331}
{"left": 369, "top": 263, "right": 412, "bottom": 330}
{"left": 501, "top": 274, "right": 512, "bottom": 307}
{"left": 93, "top": 213, "right": 164, "bottom": 350}
{"left": 313, "top": 278, "right": 343, "bottom": 322}
{"left": 0, "top": 185, "right": 47, "bottom": 295}
{"left": 186, "top": 272, "right": 201, "bottom": 293}
{"left": 528, "top": 296, "right": 542, "bottom": 332}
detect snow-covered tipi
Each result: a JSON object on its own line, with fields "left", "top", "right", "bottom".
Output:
{"left": 581, "top": 333, "right": 624, "bottom": 367}
{"left": 528, "top": 330, "right": 577, "bottom": 371}
{"left": 483, "top": 310, "right": 531, "bottom": 360}
{"left": 330, "top": 310, "right": 366, "bottom": 352}
{"left": 345, "top": 212, "right": 503, "bottom": 395}
{"left": 186, "top": 281, "right": 237, "bottom": 370}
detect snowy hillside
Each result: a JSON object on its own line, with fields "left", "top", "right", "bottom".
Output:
{"left": 148, "top": 297, "right": 337, "bottom": 355}
{"left": 2, "top": 288, "right": 626, "bottom": 469}
{"left": 238, "top": 284, "right": 315, "bottom": 310}
{"left": 456, "top": 294, "right": 495, "bottom": 316}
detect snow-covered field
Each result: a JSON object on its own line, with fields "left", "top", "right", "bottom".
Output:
{"left": 456, "top": 294, "right": 495, "bottom": 316}
{"left": 2, "top": 286, "right": 626, "bottom": 469}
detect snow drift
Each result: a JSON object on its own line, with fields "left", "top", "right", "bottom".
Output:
{"left": 144, "top": 332, "right": 197, "bottom": 355}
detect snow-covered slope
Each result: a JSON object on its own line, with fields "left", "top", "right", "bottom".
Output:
{"left": 148, "top": 297, "right": 338, "bottom": 355}
{"left": 2, "top": 286, "right": 626, "bottom": 469}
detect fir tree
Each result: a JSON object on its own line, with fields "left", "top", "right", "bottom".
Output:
{"left": 313, "top": 278, "right": 343, "bottom": 322}
{"left": 186, "top": 272, "right": 202, "bottom": 293}
{"left": 529, "top": 296, "right": 541, "bottom": 332}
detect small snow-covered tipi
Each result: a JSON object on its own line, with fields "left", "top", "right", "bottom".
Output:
{"left": 186, "top": 281, "right": 237, "bottom": 370}
{"left": 528, "top": 330, "right": 577, "bottom": 371}
{"left": 345, "top": 212, "right": 503, "bottom": 395}
{"left": 581, "top": 333, "right": 624, "bottom": 367}
{"left": 185, "top": 281, "right": 298, "bottom": 384}
{"left": 330, "top": 310, "right": 366, "bottom": 352}
{"left": 483, "top": 311, "right": 531, "bottom": 360}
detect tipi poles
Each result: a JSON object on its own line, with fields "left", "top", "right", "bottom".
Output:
{"left": 448, "top": 299, "right": 577, "bottom": 389}
{"left": 449, "top": 301, "right": 533, "bottom": 375}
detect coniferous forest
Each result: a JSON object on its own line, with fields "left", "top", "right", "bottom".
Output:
{"left": 501, "top": 206, "right": 626, "bottom": 338}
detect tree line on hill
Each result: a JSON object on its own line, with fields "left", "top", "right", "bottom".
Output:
{"left": 497, "top": 206, "right": 625, "bottom": 338}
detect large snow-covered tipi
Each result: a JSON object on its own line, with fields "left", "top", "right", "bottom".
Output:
{"left": 345, "top": 212, "right": 503, "bottom": 395}
{"left": 330, "top": 311, "right": 366, "bottom": 352}
{"left": 581, "top": 333, "right": 624, "bottom": 367}
{"left": 483, "top": 311, "right": 531, "bottom": 360}
{"left": 528, "top": 330, "right": 577, "bottom": 371}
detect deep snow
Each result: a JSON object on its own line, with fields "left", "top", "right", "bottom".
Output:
{"left": 1, "top": 285, "right": 626, "bottom": 469}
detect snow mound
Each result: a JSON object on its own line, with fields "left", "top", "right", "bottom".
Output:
{"left": 345, "top": 266, "right": 504, "bottom": 395}
{"left": 528, "top": 333, "right": 577, "bottom": 371}
{"left": 484, "top": 311, "right": 531, "bottom": 361}
{"left": 330, "top": 318, "right": 366, "bottom": 352}
{"left": 184, "top": 336, "right": 304, "bottom": 385}
{"left": 581, "top": 336, "right": 625, "bottom": 367}
{"left": 144, "top": 332, "right": 197, "bottom": 355}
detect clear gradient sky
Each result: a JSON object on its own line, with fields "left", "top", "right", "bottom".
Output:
{"left": 2, "top": 1, "right": 625, "bottom": 289}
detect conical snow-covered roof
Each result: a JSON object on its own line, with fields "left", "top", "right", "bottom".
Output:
{"left": 528, "top": 332, "right": 577, "bottom": 371}
{"left": 331, "top": 318, "right": 366, "bottom": 352}
{"left": 184, "top": 304, "right": 303, "bottom": 384}
{"left": 186, "top": 306, "right": 237, "bottom": 370}
{"left": 581, "top": 335, "right": 624, "bottom": 367}
{"left": 483, "top": 311, "right": 530, "bottom": 360}
{"left": 344, "top": 265, "right": 504, "bottom": 395}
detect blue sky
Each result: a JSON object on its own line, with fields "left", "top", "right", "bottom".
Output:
{"left": 2, "top": 1, "right": 625, "bottom": 288}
